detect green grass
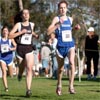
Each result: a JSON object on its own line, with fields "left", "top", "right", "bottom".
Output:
{"left": 0, "top": 76, "right": 100, "bottom": 100}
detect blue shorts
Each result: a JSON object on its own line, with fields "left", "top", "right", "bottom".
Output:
{"left": 42, "top": 59, "right": 49, "bottom": 68}
{"left": 0, "top": 52, "right": 13, "bottom": 66}
{"left": 57, "top": 46, "right": 75, "bottom": 58}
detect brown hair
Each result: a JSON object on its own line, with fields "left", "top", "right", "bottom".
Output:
{"left": 21, "top": 9, "right": 30, "bottom": 15}
{"left": 58, "top": 0, "right": 68, "bottom": 8}
{"left": 1, "top": 26, "right": 9, "bottom": 36}
{"left": 14, "top": 11, "right": 22, "bottom": 24}
{"left": 1, "top": 26, "right": 9, "bottom": 32}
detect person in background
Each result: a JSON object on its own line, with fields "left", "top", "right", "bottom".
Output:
{"left": 32, "top": 46, "right": 40, "bottom": 77}
{"left": 47, "top": 0, "right": 80, "bottom": 95}
{"left": 13, "top": 52, "right": 19, "bottom": 76}
{"left": 9, "top": 9, "right": 38, "bottom": 97}
{"left": 64, "top": 56, "right": 70, "bottom": 76}
{"left": 41, "top": 39, "right": 52, "bottom": 78}
{"left": 0, "top": 26, "right": 16, "bottom": 92}
{"left": 50, "top": 33, "right": 58, "bottom": 79}
{"left": 85, "top": 27, "right": 100, "bottom": 80}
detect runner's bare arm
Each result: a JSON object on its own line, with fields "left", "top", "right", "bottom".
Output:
{"left": 9, "top": 39, "right": 17, "bottom": 51}
{"left": 47, "top": 17, "right": 60, "bottom": 35}
{"left": 9, "top": 23, "right": 27, "bottom": 39}
{"left": 32, "top": 23, "right": 39, "bottom": 38}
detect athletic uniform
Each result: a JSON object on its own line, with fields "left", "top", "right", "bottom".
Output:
{"left": 15, "top": 22, "right": 34, "bottom": 59}
{"left": 55, "top": 16, "right": 75, "bottom": 58}
{"left": 0, "top": 38, "right": 13, "bottom": 66}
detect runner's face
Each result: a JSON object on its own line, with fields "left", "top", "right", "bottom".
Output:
{"left": 2, "top": 28, "right": 9, "bottom": 37}
{"left": 59, "top": 3, "right": 67, "bottom": 16}
{"left": 22, "top": 9, "right": 30, "bottom": 21}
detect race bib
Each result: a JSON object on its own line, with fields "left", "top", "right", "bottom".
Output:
{"left": 62, "top": 30, "right": 72, "bottom": 42}
{"left": 21, "top": 34, "right": 32, "bottom": 45}
{"left": 1, "top": 44, "right": 9, "bottom": 53}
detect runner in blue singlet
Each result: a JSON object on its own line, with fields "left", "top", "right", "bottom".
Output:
{"left": 47, "top": 0, "right": 80, "bottom": 96}
{"left": 0, "top": 26, "right": 16, "bottom": 92}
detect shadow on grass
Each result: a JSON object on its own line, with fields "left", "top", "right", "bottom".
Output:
{"left": 0, "top": 94, "right": 53, "bottom": 100}
{"left": 0, "top": 94, "right": 27, "bottom": 100}
{"left": 88, "top": 89, "right": 100, "bottom": 93}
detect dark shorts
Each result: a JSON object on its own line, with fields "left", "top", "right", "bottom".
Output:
{"left": 17, "top": 44, "right": 33, "bottom": 59}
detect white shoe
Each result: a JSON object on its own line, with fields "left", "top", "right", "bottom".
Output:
{"left": 45, "top": 75, "right": 49, "bottom": 78}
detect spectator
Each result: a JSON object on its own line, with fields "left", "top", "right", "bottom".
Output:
{"left": 85, "top": 27, "right": 99, "bottom": 80}
{"left": 64, "top": 56, "right": 70, "bottom": 76}
{"left": 50, "top": 33, "right": 58, "bottom": 79}
{"left": 41, "top": 40, "right": 52, "bottom": 78}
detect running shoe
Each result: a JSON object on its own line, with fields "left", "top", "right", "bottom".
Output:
{"left": 5, "top": 88, "right": 8, "bottom": 92}
{"left": 56, "top": 87, "right": 62, "bottom": 96}
{"left": 17, "top": 74, "right": 22, "bottom": 81}
{"left": 26, "top": 90, "right": 32, "bottom": 97}
{"left": 69, "top": 88, "right": 76, "bottom": 94}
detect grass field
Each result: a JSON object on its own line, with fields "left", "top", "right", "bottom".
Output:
{"left": 0, "top": 76, "right": 100, "bottom": 100}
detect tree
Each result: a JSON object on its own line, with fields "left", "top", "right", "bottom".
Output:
{"left": 0, "top": 0, "right": 18, "bottom": 27}
{"left": 0, "top": 0, "right": 99, "bottom": 45}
